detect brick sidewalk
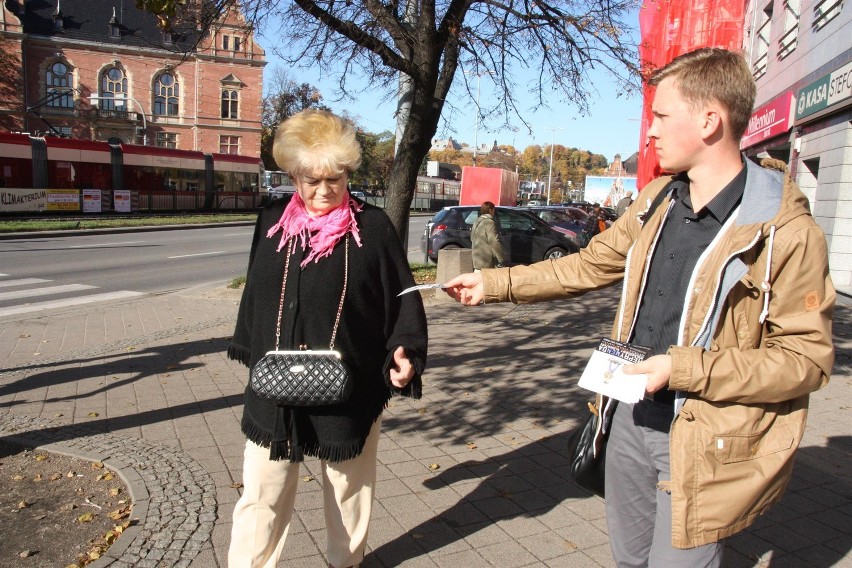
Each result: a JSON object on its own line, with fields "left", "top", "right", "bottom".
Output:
{"left": 0, "top": 284, "right": 849, "bottom": 567}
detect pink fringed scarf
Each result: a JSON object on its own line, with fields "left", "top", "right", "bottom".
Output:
{"left": 267, "top": 192, "right": 363, "bottom": 267}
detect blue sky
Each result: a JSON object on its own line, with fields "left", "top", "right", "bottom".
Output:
{"left": 259, "top": 14, "right": 644, "bottom": 162}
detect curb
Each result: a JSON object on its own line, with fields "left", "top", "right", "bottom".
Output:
{"left": 0, "top": 220, "right": 256, "bottom": 241}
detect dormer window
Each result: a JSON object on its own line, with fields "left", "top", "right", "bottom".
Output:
{"left": 234, "top": 37, "right": 241, "bottom": 51}
{"left": 52, "top": 1, "right": 64, "bottom": 30}
{"left": 109, "top": 8, "right": 120, "bottom": 38}
{"left": 222, "top": 35, "right": 230, "bottom": 50}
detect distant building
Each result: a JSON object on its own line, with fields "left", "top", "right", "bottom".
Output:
{"left": 430, "top": 137, "right": 461, "bottom": 151}
{"left": 0, "top": 0, "right": 265, "bottom": 155}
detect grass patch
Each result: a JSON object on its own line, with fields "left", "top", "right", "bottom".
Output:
{"left": 0, "top": 213, "right": 258, "bottom": 233}
{"left": 228, "top": 276, "right": 247, "bottom": 289}
{"left": 410, "top": 263, "right": 437, "bottom": 284}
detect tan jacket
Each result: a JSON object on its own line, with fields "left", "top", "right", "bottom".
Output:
{"left": 471, "top": 213, "right": 505, "bottom": 269}
{"left": 481, "top": 159, "right": 835, "bottom": 548}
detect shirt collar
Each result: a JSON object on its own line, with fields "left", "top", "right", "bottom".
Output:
{"left": 671, "top": 165, "right": 747, "bottom": 222}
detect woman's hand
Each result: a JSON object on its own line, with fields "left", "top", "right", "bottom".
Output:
{"left": 442, "top": 272, "right": 485, "bottom": 306}
{"left": 389, "top": 346, "right": 415, "bottom": 388}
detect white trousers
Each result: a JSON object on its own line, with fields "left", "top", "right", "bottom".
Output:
{"left": 228, "top": 416, "right": 382, "bottom": 568}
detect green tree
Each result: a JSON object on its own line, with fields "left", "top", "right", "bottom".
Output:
{"left": 138, "top": 0, "right": 639, "bottom": 241}
{"left": 261, "top": 68, "right": 329, "bottom": 170}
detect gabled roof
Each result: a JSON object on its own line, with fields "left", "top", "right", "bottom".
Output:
{"left": 19, "top": 0, "right": 202, "bottom": 52}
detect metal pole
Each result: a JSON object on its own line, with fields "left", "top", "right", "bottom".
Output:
{"left": 546, "top": 138, "right": 554, "bottom": 206}
{"left": 473, "top": 74, "right": 481, "bottom": 166}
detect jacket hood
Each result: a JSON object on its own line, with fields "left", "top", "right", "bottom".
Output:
{"left": 737, "top": 157, "right": 811, "bottom": 230}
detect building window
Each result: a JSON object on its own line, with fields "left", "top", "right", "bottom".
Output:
{"left": 752, "top": 2, "right": 773, "bottom": 78}
{"left": 234, "top": 37, "right": 241, "bottom": 51}
{"left": 58, "top": 126, "right": 72, "bottom": 137}
{"left": 219, "top": 135, "right": 240, "bottom": 154}
{"left": 221, "top": 90, "right": 238, "bottom": 119}
{"left": 777, "top": 0, "right": 799, "bottom": 59}
{"left": 46, "top": 62, "right": 73, "bottom": 108}
{"left": 156, "top": 132, "right": 177, "bottom": 148}
{"left": 154, "top": 73, "right": 179, "bottom": 116}
{"left": 812, "top": 0, "right": 842, "bottom": 30}
{"left": 99, "top": 67, "right": 127, "bottom": 110}
{"left": 222, "top": 35, "right": 230, "bottom": 50}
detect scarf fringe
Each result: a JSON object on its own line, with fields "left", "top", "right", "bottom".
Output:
{"left": 227, "top": 344, "right": 251, "bottom": 367}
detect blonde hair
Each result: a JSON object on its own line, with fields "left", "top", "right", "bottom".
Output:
{"left": 273, "top": 109, "right": 362, "bottom": 176}
{"left": 648, "top": 47, "right": 755, "bottom": 141}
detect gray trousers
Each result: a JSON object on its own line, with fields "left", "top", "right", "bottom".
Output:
{"left": 604, "top": 400, "right": 724, "bottom": 568}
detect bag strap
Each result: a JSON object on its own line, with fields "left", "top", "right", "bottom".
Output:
{"left": 274, "top": 236, "right": 349, "bottom": 350}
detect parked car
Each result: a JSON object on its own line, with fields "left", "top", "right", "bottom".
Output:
{"left": 525, "top": 206, "right": 589, "bottom": 239}
{"left": 420, "top": 206, "right": 580, "bottom": 265}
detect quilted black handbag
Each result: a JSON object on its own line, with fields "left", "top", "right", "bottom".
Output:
{"left": 566, "top": 401, "right": 611, "bottom": 497}
{"left": 249, "top": 238, "right": 353, "bottom": 406}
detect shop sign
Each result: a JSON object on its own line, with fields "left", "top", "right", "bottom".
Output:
{"left": 114, "top": 190, "right": 132, "bottom": 213}
{"left": 742, "top": 93, "right": 794, "bottom": 149}
{"left": 796, "top": 60, "right": 852, "bottom": 121}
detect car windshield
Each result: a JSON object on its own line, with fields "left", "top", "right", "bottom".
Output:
{"left": 535, "top": 209, "right": 573, "bottom": 224}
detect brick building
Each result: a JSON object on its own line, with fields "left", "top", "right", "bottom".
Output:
{"left": 0, "top": 0, "right": 265, "bottom": 156}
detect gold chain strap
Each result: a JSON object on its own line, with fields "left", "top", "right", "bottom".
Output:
{"left": 273, "top": 236, "right": 349, "bottom": 350}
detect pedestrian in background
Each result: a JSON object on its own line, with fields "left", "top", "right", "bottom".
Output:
{"left": 227, "top": 109, "right": 428, "bottom": 568}
{"left": 615, "top": 190, "right": 633, "bottom": 218}
{"left": 577, "top": 203, "right": 604, "bottom": 247}
{"left": 443, "top": 47, "right": 834, "bottom": 567}
{"left": 471, "top": 201, "right": 505, "bottom": 269}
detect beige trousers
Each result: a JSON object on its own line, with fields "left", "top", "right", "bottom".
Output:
{"left": 228, "top": 416, "right": 381, "bottom": 568}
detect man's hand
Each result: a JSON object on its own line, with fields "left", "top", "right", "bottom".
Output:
{"left": 442, "top": 272, "right": 485, "bottom": 306}
{"left": 624, "top": 354, "right": 673, "bottom": 395}
{"left": 389, "top": 346, "right": 415, "bottom": 388}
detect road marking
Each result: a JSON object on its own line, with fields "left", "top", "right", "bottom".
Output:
{"left": 223, "top": 232, "right": 253, "bottom": 237}
{"left": 0, "top": 291, "right": 145, "bottom": 317}
{"left": 0, "top": 284, "right": 97, "bottom": 301}
{"left": 0, "top": 278, "right": 50, "bottom": 288}
{"left": 0, "top": 273, "right": 7, "bottom": 277}
{"left": 68, "top": 241, "right": 146, "bottom": 248}
{"left": 168, "top": 251, "right": 225, "bottom": 259}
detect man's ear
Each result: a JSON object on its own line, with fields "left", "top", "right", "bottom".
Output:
{"left": 700, "top": 108, "right": 724, "bottom": 140}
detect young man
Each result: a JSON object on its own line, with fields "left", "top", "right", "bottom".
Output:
{"left": 444, "top": 48, "right": 834, "bottom": 566}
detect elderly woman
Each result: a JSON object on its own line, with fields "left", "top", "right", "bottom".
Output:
{"left": 227, "top": 109, "right": 428, "bottom": 568}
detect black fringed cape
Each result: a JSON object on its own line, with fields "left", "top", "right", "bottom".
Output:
{"left": 228, "top": 197, "right": 428, "bottom": 462}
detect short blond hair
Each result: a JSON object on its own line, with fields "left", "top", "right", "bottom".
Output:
{"left": 273, "top": 109, "right": 362, "bottom": 176}
{"left": 648, "top": 48, "right": 755, "bottom": 141}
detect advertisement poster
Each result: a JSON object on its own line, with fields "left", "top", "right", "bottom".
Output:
{"left": 46, "top": 189, "right": 80, "bottom": 212}
{"left": 583, "top": 176, "right": 638, "bottom": 207}
{"left": 0, "top": 189, "right": 47, "bottom": 213}
{"left": 114, "top": 190, "right": 132, "bottom": 213}
{"left": 82, "top": 189, "right": 102, "bottom": 213}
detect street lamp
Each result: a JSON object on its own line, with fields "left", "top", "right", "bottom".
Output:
{"left": 89, "top": 94, "right": 147, "bottom": 145}
{"left": 545, "top": 127, "right": 564, "bottom": 205}
{"left": 464, "top": 70, "right": 494, "bottom": 166}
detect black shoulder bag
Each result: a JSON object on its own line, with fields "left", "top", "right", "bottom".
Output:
{"left": 249, "top": 237, "right": 354, "bottom": 406}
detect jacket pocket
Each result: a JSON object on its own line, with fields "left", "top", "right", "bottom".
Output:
{"left": 714, "top": 428, "right": 795, "bottom": 464}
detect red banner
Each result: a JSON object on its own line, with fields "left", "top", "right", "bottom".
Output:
{"left": 637, "top": 0, "right": 746, "bottom": 190}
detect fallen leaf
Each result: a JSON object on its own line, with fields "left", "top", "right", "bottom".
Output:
{"left": 87, "top": 412, "right": 99, "bottom": 417}
{"left": 301, "top": 476, "right": 314, "bottom": 482}
{"left": 50, "top": 473, "right": 62, "bottom": 481}
{"left": 417, "top": 408, "right": 427, "bottom": 414}
{"left": 12, "top": 474, "right": 25, "bottom": 481}
{"left": 33, "top": 514, "right": 46, "bottom": 520}
{"left": 109, "top": 487, "right": 121, "bottom": 497}
{"left": 17, "top": 500, "right": 30, "bottom": 509}
{"left": 54, "top": 413, "right": 64, "bottom": 418}
{"left": 18, "top": 550, "right": 34, "bottom": 558}
{"left": 125, "top": 346, "right": 135, "bottom": 351}
{"left": 91, "top": 462, "right": 104, "bottom": 469}
{"left": 33, "top": 473, "right": 42, "bottom": 482}
{"left": 66, "top": 470, "right": 76, "bottom": 478}
{"left": 411, "top": 533, "right": 423, "bottom": 539}
{"left": 77, "top": 512, "right": 94, "bottom": 523}
{"left": 467, "top": 442, "right": 477, "bottom": 449}
{"left": 34, "top": 454, "right": 49, "bottom": 461}
{"left": 427, "top": 463, "right": 440, "bottom": 470}
{"left": 230, "top": 482, "right": 243, "bottom": 489}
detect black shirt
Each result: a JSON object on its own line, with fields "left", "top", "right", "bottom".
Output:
{"left": 631, "top": 166, "right": 747, "bottom": 405}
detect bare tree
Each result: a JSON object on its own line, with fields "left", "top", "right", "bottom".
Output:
{"left": 138, "top": 0, "right": 639, "bottom": 240}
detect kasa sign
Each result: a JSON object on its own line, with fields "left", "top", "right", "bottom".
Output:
{"left": 796, "top": 61, "right": 852, "bottom": 121}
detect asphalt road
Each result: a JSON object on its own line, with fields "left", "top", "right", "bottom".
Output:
{"left": 0, "top": 215, "right": 433, "bottom": 319}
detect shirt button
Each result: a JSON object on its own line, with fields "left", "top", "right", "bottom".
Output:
{"left": 648, "top": 325, "right": 654, "bottom": 331}
{"left": 669, "top": 253, "right": 675, "bottom": 259}
{"left": 685, "top": 219, "right": 691, "bottom": 224}
{"left": 657, "top": 289, "right": 664, "bottom": 296}
{"left": 289, "top": 302, "right": 295, "bottom": 309}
